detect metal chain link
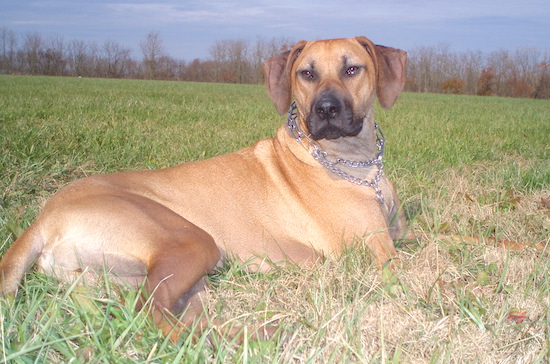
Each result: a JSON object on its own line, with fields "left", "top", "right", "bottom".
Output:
{"left": 286, "top": 102, "right": 386, "bottom": 204}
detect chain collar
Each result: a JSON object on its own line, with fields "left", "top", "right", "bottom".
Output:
{"left": 286, "top": 101, "right": 386, "bottom": 204}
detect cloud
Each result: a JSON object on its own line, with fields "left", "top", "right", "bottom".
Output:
{"left": 105, "top": 1, "right": 270, "bottom": 25}
{"left": 11, "top": 20, "right": 58, "bottom": 25}
{"left": 316, "top": 0, "right": 549, "bottom": 24}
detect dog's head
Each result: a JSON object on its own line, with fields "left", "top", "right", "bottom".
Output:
{"left": 264, "top": 37, "right": 406, "bottom": 140}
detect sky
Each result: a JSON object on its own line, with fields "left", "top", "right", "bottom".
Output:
{"left": 1, "top": 0, "right": 549, "bottom": 61}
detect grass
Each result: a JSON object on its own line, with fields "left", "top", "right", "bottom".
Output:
{"left": 0, "top": 75, "right": 549, "bottom": 363}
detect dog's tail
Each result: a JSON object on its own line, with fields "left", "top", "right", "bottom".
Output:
{"left": 0, "top": 223, "right": 44, "bottom": 297}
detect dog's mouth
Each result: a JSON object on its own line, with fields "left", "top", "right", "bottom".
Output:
{"left": 308, "top": 121, "right": 363, "bottom": 140}
{"left": 307, "top": 96, "right": 363, "bottom": 140}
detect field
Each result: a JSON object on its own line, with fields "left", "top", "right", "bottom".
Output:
{"left": 0, "top": 75, "right": 548, "bottom": 363}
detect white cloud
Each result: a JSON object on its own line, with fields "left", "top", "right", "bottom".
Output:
{"left": 105, "top": 2, "right": 270, "bottom": 24}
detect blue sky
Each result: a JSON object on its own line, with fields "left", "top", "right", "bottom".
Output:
{"left": 2, "top": 0, "right": 549, "bottom": 60}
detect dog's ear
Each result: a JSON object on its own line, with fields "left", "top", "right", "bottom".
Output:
{"left": 263, "top": 41, "right": 306, "bottom": 115}
{"left": 263, "top": 51, "right": 291, "bottom": 115}
{"left": 374, "top": 45, "right": 407, "bottom": 109}
{"left": 355, "top": 37, "right": 407, "bottom": 109}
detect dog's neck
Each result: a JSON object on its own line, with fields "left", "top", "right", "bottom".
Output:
{"left": 285, "top": 102, "right": 386, "bottom": 204}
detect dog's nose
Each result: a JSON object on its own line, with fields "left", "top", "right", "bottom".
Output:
{"left": 314, "top": 96, "right": 341, "bottom": 120}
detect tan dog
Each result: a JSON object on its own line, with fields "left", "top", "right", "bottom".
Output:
{"left": 0, "top": 36, "right": 409, "bottom": 341}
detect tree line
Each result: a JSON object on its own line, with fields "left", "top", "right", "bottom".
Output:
{"left": 0, "top": 26, "right": 292, "bottom": 85}
{"left": 1, "top": 26, "right": 549, "bottom": 99}
{"left": 406, "top": 44, "right": 549, "bottom": 99}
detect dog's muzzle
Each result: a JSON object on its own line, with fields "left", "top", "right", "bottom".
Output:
{"left": 307, "top": 95, "right": 362, "bottom": 140}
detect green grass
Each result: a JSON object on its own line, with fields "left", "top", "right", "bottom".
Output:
{"left": 1, "top": 75, "right": 549, "bottom": 362}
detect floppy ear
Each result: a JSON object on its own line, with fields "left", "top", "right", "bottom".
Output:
{"left": 355, "top": 37, "right": 407, "bottom": 109}
{"left": 263, "top": 41, "right": 306, "bottom": 115}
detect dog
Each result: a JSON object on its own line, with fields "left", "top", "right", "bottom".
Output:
{"left": 0, "top": 36, "right": 410, "bottom": 342}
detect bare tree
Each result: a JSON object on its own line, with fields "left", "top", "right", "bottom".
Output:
{"left": 140, "top": 31, "right": 167, "bottom": 80}
{"left": 508, "top": 47, "right": 542, "bottom": 97}
{"left": 458, "top": 50, "right": 484, "bottom": 94}
{"left": 209, "top": 39, "right": 228, "bottom": 81}
{"left": 0, "top": 25, "right": 17, "bottom": 73}
{"left": 42, "top": 35, "right": 66, "bottom": 76}
{"left": 21, "top": 32, "right": 44, "bottom": 74}
{"left": 100, "top": 39, "right": 132, "bottom": 78}
{"left": 67, "top": 39, "right": 90, "bottom": 76}
{"left": 228, "top": 39, "right": 249, "bottom": 83}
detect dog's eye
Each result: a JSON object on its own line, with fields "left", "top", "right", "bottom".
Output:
{"left": 300, "top": 70, "right": 315, "bottom": 80}
{"left": 346, "top": 66, "right": 361, "bottom": 77}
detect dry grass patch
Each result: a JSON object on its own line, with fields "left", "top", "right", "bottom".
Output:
{"left": 407, "top": 156, "right": 549, "bottom": 245}
{"left": 201, "top": 231, "right": 548, "bottom": 362}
